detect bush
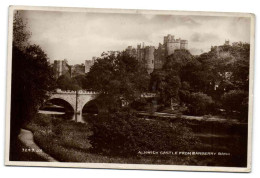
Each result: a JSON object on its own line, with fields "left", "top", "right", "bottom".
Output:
{"left": 221, "top": 90, "right": 248, "bottom": 120}
{"left": 130, "top": 98, "right": 151, "bottom": 111}
{"left": 186, "top": 92, "right": 214, "bottom": 115}
{"left": 88, "top": 112, "right": 199, "bottom": 157}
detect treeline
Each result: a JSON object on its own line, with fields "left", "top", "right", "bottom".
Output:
{"left": 55, "top": 74, "right": 87, "bottom": 91}
{"left": 149, "top": 43, "right": 249, "bottom": 119}
{"left": 84, "top": 44, "right": 249, "bottom": 159}
{"left": 69, "top": 43, "right": 249, "bottom": 119}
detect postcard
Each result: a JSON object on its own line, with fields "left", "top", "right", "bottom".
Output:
{"left": 5, "top": 5, "right": 255, "bottom": 172}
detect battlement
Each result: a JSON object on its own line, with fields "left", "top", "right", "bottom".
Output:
{"left": 124, "top": 34, "right": 188, "bottom": 73}
{"left": 180, "top": 40, "right": 188, "bottom": 44}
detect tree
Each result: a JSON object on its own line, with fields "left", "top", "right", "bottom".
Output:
{"left": 179, "top": 81, "right": 191, "bottom": 106}
{"left": 186, "top": 92, "right": 214, "bottom": 115}
{"left": 163, "top": 49, "right": 193, "bottom": 75}
{"left": 56, "top": 74, "right": 81, "bottom": 90}
{"left": 149, "top": 50, "right": 191, "bottom": 108}
{"left": 85, "top": 51, "right": 150, "bottom": 112}
{"left": 10, "top": 12, "right": 54, "bottom": 160}
{"left": 13, "top": 11, "right": 31, "bottom": 50}
{"left": 221, "top": 90, "right": 248, "bottom": 120}
{"left": 229, "top": 42, "right": 250, "bottom": 91}
{"left": 72, "top": 74, "right": 88, "bottom": 89}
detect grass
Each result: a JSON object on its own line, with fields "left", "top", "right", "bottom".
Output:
{"left": 24, "top": 113, "right": 248, "bottom": 167}
{"left": 25, "top": 114, "right": 189, "bottom": 164}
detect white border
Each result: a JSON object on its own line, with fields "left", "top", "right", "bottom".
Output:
{"left": 5, "top": 5, "right": 255, "bottom": 173}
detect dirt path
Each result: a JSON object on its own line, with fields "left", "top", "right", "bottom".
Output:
{"left": 18, "top": 129, "right": 58, "bottom": 162}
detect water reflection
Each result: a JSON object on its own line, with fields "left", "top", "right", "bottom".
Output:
{"left": 38, "top": 110, "right": 95, "bottom": 123}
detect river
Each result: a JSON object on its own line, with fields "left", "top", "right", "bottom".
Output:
{"left": 38, "top": 110, "right": 94, "bottom": 123}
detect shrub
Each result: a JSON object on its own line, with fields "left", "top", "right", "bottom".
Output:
{"left": 179, "top": 89, "right": 190, "bottom": 104}
{"left": 88, "top": 112, "right": 199, "bottom": 157}
{"left": 186, "top": 92, "right": 214, "bottom": 115}
{"left": 221, "top": 90, "right": 248, "bottom": 120}
{"left": 130, "top": 98, "right": 151, "bottom": 111}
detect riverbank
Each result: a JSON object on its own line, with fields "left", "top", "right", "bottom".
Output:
{"left": 24, "top": 114, "right": 191, "bottom": 164}
{"left": 23, "top": 113, "right": 247, "bottom": 167}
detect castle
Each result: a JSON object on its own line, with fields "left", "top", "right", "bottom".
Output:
{"left": 53, "top": 59, "right": 71, "bottom": 79}
{"left": 83, "top": 34, "right": 188, "bottom": 75}
{"left": 126, "top": 34, "right": 188, "bottom": 74}
{"left": 85, "top": 57, "right": 97, "bottom": 73}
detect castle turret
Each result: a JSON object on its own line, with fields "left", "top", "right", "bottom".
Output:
{"left": 164, "top": 34, "right": 175, "bottom": 44}
{"left": 224, "top": 40, "right": 230, "bottom": 46}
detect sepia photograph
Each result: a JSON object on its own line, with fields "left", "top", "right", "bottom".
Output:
{"left": 5, "top": 6, "right": 255, "bottom": 172}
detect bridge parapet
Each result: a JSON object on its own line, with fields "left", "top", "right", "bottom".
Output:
{"left": 54, "top": 89, "right": 154, "bottom": 96}
{"left": 78, "top": 90, "right": 98, "bottom": 94}
{"left": 54, "top": 89, "right": 98, "bottom": 95}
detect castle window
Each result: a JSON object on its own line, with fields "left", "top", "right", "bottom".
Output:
{"left": 152, "top": 60, "right": 154, "bottom": 64}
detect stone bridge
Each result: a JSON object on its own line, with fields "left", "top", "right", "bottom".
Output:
{"left": 47, "top": 89, "right": 157, "bottom": 114}
{"left": 48, "top": 89, "right": 98, "bottom": 114}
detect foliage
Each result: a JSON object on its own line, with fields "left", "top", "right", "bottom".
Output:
{"left": 88, "top": 112, "right": 199, "bottom": 157}
{"left": 10, "top": 12, "right": 54, "bottom": 160}
{"left": 86, "top": 51, "right": 150, "bottom": 112}
{"left": 179, "top": 81, "right": 191, "bottom": 105}
{"left": 229, "top": 43, "right": 250, "bottom": 90}
{"left": 150, "top": 70, "right": 181, "bottom": 107}
{"left": 13, "top": 11, "right": 31, "bottom": 50}
{"left": 25, "top": 114, "right": 92, "bottom": 162}
{"left": 150, "top": 50, "right": 192, "bottom": 108}
{"left": 163, "top": 49, "right": 193, "bottom": 74}
{"left": 169, "top": 42, "right": 250, "bottom": 117}
{"left": 11, "top": 44, "right": 55, "bottom": 126}
{"left": 71, "top": 64, "right": 85, "bottom": 77}
{"left": 185, "top": 92, "right": 214, "bottom": 115}
{"left": 56, "top": 74, "right": 81, "bottom": 90}
{"left": 25, "top": 114, "right": 247, "bottom": 166}
{"left": 72, "top": 74, "right": 88, "bottom": 89}
{"left": 129, "top": 98, "right": 151, "bottom": 111}
{"left": 221, "top": 90, "right": 248, "bottom": 119}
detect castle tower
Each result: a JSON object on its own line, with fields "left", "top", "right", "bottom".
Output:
{"left": 136, "top": 43, "right": 145, "bottom": 64}
{"left": 144, "top": 46, "right": 155, "bottom": 74}
{"left": 180, "top": 40, "right": 188, "bottom": 49}
{"left": 166, "top": 40, "right": 181, "bottom": 55}
{"left": 53, "top": 60, "right": 62, "bottom": 79}
{"left": 163, "top": 34, "right": 182, "bottom": 55}
{"left": 53, "top": 60, "right": 71, "bottom": 79}
{"left": 126, "top": 46, "right": 137, "bottom": 58}
{"left": 133, "top": 34, "right": 188, "bottom": 73}
{"left": 224, "top": 40, "right": 230, "bottom": 46}
{"left": 85, "top": 57, "right": 96, "bottom": 73}
{"left": 154, "top": 43, "right": 166, "bottom": 69}
{"left": 164, "top": 34, "right": 175, "bottom": 44}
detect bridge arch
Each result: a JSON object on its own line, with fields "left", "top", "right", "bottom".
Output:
{"left": 82, "top": 100, "right": 99, "bottom": 114}
{"left": 41, "top": 98, "right": 74, "bottom": 113}
{"left": 47, "top": 90, "right": 99, "bottom": 114}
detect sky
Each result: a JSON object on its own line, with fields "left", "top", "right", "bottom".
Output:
{"left": 19, "top": 10, "right": 251, "bottom": 65}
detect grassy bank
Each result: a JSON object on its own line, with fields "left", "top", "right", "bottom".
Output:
{"left": 24, "top": 113, "right": 247, "bottom": 166}
{"left": 25, "top": 114, "right": 189, "bottom": 164}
